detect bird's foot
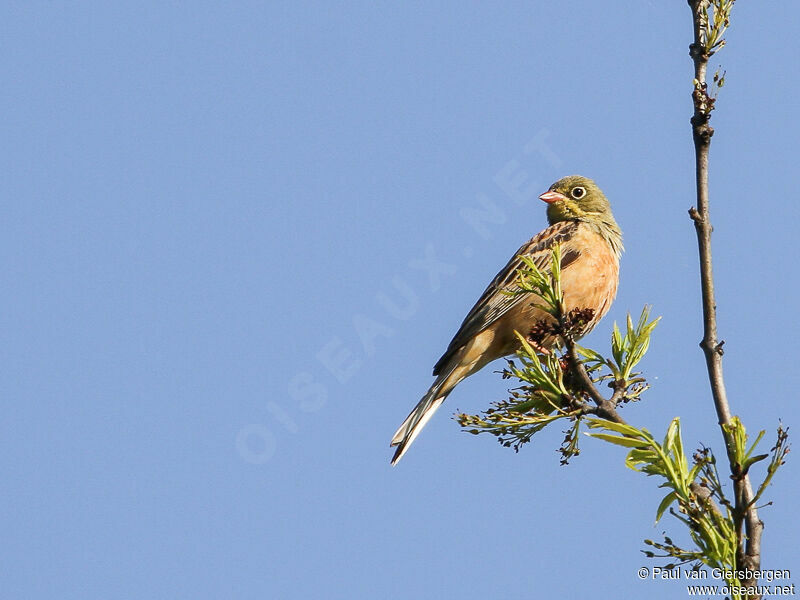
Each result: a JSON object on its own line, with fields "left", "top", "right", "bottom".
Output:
{"left": 526, "top": 338, "right": 551, "bottom": 355}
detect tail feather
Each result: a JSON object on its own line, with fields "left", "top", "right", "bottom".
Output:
{"left": 390, "top": 381, "right": 450, "bottom": 465}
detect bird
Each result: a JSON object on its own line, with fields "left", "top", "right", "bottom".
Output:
{"left": 390, "top": 175, "right": 623, "bottom": 465}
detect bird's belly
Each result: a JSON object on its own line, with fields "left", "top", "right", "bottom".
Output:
{"left": 561, "top": 248, "right": 619, "bottom": 331}
{"left": 496, "top": 242, "right": 619, "bottom": 355}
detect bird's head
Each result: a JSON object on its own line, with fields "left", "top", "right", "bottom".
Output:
{"left": 539, "top": 175, "right": 613, "bottom": 224}
{"left": 540, "top": 175, "right": 623, "bottom": 256}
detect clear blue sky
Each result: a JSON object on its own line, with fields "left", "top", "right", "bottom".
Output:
{"left": 2, "top": 2, "right": 798, "bottom": 599}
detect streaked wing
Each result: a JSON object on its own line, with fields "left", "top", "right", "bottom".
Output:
{"left": 432, "top": 220, "right": 580, "bottom": 375}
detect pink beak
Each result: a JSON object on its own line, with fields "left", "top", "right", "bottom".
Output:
{"left": 539, "top": 190, "right": 567, "bottom": 204}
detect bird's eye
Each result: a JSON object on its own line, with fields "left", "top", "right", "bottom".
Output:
{"left": 571, "top": 186, "right": 586, "bottom": 199}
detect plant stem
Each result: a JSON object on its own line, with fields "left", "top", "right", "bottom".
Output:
{"left": 687, "top": 0, "right": 762, "bottom": 591}
{"left": 565, "top": 342, "right": 625, "bottom": 425}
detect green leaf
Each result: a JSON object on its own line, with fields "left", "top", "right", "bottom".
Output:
{"left": 662, "top": 418, "right": 678, "bottom": 452}
{"left": 744, "top": 429, "right": 766, "bottom": 460}
{"left": 626, "top": 448, "right": 657, "bottom": 466}
{"left": 611, "top": 322, "right": 624, "bottom": 365}
{"left": 587, "top": 433, "right": 651, "bottom": 448}
{"left": 687, "top": 462, "right": 703, "bottom": 483}
{"left": 744, "top": 453, "right": 769, "bottom": 470}
{"left": 655, "top": 491, "right": 678, "bottom": 524}
{"left": 586, "top": 418, "right": 649, "bottom": 439}
{"left": 574, "top": 344, "right": 606, "bottom": 363}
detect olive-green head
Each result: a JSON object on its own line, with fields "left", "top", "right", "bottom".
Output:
{"left": 539, "top": 175, "right": 623, "bottom": 256}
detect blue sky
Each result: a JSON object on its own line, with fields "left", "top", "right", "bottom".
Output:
{"left": 2, "top": 2, "right": 798, "bottom": 598}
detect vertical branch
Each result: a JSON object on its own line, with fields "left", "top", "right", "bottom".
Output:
{"left": 688, "top": 3, "right": 728, "bottom": 425}
{"left": 686, "top": 0, "right": 762, "bottom": 591}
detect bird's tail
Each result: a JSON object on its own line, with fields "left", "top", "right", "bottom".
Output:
{"left": 390, "top": 379, "right": 451, "bottom": 466}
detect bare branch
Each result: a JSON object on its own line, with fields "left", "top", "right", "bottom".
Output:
{"left": 687, "top": 0, "right": 762, "bottom": 591}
